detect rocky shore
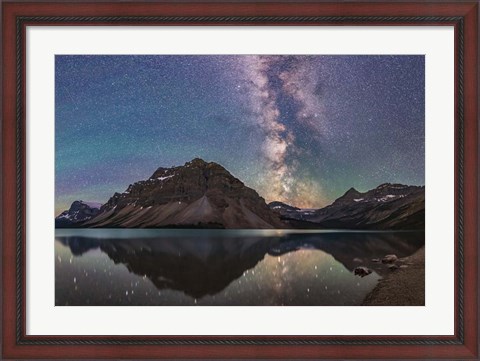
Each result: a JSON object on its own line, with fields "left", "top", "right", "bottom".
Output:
{"left": 362, "top": 247, "right": 425, "bottom": 306}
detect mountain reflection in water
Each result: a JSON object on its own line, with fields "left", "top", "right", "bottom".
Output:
{"left": 55, "top": 229, "right": 424, "bottom": 306}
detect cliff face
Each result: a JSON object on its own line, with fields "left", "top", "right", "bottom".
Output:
{"left": 84, "top": 158, "right": 284, "bottom": 229}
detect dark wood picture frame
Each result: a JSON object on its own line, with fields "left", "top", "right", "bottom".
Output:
{"left": 2, "top": 1, "right": 478, "bottom": 359}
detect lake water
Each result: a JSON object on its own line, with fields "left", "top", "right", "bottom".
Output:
{"left": 55, "top": 229, "right": 424, "bottom": 306}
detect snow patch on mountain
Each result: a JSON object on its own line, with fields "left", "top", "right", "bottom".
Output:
{"left": 157, "top": 175, "right": 175, "bottom": 181}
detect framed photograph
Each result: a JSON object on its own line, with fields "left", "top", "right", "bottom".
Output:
{"left": 2, "top": 1, "right": 478, "bottom": 359}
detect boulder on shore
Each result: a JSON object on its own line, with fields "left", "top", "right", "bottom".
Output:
{"left": 354, "top": 266, "right": 372, "bottom": 277}
{"left": 382, "top": 254, "right": 398, "bottom": 264}
{"left": 388, "top": 264, "right": 399, "bottom": 271}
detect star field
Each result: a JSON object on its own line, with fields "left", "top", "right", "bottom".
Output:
{"left": 55, "top": 55, "right": 424, "bottom": 215}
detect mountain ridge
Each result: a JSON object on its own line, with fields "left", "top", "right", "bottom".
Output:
{"left": 56, "top": 159, "right": 425, "bottom": 230}
{"left": 269, "top": 183, "right": 424, "bottom": 230}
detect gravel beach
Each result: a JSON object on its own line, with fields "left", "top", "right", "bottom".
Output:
{"left": 362, "top": 246, "right": 425, "bottom": 306}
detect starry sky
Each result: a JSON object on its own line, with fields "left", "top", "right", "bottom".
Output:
{"left": 55, "top": 55, "right": 424, "bottom": 215}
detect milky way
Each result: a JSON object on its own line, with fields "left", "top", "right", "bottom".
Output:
{"left": 55, "top": 55, "right": 424, "bottom": 215}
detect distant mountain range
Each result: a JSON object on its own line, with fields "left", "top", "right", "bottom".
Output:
{"left": 55, "top": 158, "right": 425, "bottom": 230}
{"left": 269, "top": 183, "right": 424, "bottom": 230}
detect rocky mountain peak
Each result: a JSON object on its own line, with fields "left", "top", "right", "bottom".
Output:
{"left": 366, "top": 183, "right": 421, "bottom": 200}
{"left": 345, "top": 187, "right": 360, "bottom": 195}
{"left": 83, "top": 159, "right": 283, "bottom": 229}
{"left": 55, "top": 200, "right": 102, "bottom": 227}
{"left": 68, "top": 200, "right": 102, "bottom": 212}
{"left": 188, "top": 157, "right": 209, "bottom": 166}
{"left": 332, "top": 187, "right": 362, "bottom": 205}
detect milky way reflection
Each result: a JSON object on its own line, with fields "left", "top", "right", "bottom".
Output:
{"left": 55, "top": 229, "right": 424, "bottom": 306}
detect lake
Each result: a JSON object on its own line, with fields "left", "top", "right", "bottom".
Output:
{"left": 55, "top": 229, "right": 424, "bottom": 306}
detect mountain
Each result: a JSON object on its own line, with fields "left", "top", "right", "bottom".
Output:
{"left": 267, "top": 201, "right": 317, "bottom": 224}
{"left": 312, "top": 183, "right": 424, "bottom": 229}
{"left": 269, "top": 183, "right": 424, "bottom": 230}
{"left": 83, "top": 158, "right": 284, "bottom": 229}
{"left": 331, "top": 187, "right": 363, "bottom": 205}
{"left": 267, "top": 201, "right": 301, "bottom": 218}
{"left": 55, "top": 200, "right": 102, "bottom": 228}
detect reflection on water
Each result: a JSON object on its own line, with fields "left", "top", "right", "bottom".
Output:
{"left": 55, "top": 229, "right": 424, "bottom": 306}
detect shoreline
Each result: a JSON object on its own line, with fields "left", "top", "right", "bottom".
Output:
{"left": 362, "top": 246, "right": 425, "bottom": 306}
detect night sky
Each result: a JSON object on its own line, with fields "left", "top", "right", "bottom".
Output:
{"left": 55, "top": 55, "right": 424, "bottom": 215}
